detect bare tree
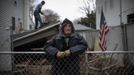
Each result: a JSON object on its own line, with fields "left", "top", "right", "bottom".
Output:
{"left": 42, "top": 9, "right": 60, "bottom": 24}
{"left": 79, "top": 0, "right": 90, "bottom": 15}
{"left": 77, "top": 0, "right": 96, "bottom": 29}
{"left": 79, "top": 0, "right": 96, "bottom": 15}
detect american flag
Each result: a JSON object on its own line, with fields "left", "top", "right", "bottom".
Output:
{"left": 99, "top": 10, "right": 109, "bottom": 51}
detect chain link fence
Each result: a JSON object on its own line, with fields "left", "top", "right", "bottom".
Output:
{"left": 0, "top": 51, "right": 134, "bottom": 75}
{"left": 85, "top": 51, "right": 134, "bottom": 75}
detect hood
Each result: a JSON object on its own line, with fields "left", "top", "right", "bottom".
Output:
{"left": 60, "top": 18, "right": 75, "bottom": 35}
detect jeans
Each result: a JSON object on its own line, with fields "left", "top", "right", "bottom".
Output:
{"left": 34, "top": 11, "right": 43, "bottom": 29}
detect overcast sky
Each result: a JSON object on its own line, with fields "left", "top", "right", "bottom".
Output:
{"left": 34, "top": 0, "right": 94, "bottom": 21}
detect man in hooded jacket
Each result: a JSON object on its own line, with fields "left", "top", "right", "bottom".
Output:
{"left": 46, "top": 18, "right": 88, "bottom": 75}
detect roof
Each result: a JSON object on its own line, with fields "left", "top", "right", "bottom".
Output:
{"left": 13, "top": 22, "right": 60, "bottom": 47}
{"left": 73, "top": 24, "right": 91, "bottom": 31}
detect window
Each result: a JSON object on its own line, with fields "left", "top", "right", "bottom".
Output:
{"left": 127, "top": 13, "right": 134, "bottom": 23}
{"left": 12, "top": 17, "right": 15, "bottom": 30}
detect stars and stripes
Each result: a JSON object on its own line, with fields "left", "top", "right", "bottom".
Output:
{"left": 99, "top": 10, "right": 109, "bottom": 51}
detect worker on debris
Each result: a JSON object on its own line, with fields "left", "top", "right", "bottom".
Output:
{"left": 34, "top": 1, "right": 45, "bottom": 29}
{"left": 46, "top": 18, "right": 88, "bottom": 75}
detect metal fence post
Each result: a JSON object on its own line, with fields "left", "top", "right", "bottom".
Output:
{"left": 85, "top": 51, "right": 88, "bottom": 75}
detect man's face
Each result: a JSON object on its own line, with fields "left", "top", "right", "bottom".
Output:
{"left": 63, "top": 24, "right": 72, "bottom": 36}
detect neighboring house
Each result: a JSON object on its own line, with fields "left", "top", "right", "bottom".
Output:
{"left": 96, "top": 0, "right": 134, "bottom": 29}
{"left": 0, "top": 0, "right": 34, "bottom": 71}
{"left": 74, "top": 24, "right": 91, "bottom": 38}
{"left": 96, "top": 0, "right": 134, "bottom": 66}
{"left": 74, "top": 24, "right": 97, "bottom": 50}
